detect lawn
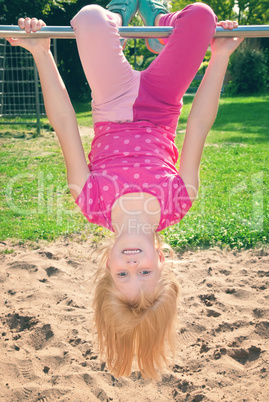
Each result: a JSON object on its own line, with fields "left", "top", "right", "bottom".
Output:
{"left": 0, "top": 95, "right": 268, "bottom": 250}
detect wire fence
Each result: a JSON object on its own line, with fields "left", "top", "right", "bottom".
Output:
{"left": 0, "top": 39, "right": 56, "bottom": 134}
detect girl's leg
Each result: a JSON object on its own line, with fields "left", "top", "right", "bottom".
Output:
{"left": 133, "top": 3, "right": 217, "bottom": 131}
{"left": 71, "top": 5, "right": 140, "bottom": 124}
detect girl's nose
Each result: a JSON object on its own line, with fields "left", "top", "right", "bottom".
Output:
{"left": 126, "top": 258, "right": 138, "bottom": 265}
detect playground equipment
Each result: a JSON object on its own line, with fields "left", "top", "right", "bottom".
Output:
{"left": 0, "top": 25, "right": 268, "bottom": 134}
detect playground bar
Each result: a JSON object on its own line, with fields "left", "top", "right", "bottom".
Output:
{"left": 0, "top": 25, "right": 269, "bottom": 39}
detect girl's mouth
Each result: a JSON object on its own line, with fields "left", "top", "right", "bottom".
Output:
{"left": 122, "top": 249, "right": 142, "bottom": 255}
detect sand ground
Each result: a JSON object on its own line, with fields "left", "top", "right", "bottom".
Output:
{"left": 0, "top": 239, "right": 268, "bottom": 401}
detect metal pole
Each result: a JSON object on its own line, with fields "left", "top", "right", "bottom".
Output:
{"left": 0, "top": 25, "right": 269, "bottom": 39}
{"left": 0, "top": 39, "right": 6, "bottom": 116}
{"left": 34, "top": 63, "right": 41, "bottom": 135}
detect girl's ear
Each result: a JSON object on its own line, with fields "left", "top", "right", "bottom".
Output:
{"left": 158, "top": 249, "right": 165, "bottom": 263}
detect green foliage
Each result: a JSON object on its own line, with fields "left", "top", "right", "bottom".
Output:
{"left": 0, "top": 0, "right": 64, "bottom": 23}
{"left": 171, "top": 0, "right": 269, "bottom": 24}
{"left": 171, "top": 0, "right": 237, "bottom": 20}
{"left": 163, "top": 95, "right": 269, "bottom": 251}
{"left": 227, "top": 42, "right": 269, "bottom": 94}
{"left": 123, "top": 15, "right": 158, "bottom": 70}
{"left": 236, "top": 0, "right": 269, "bottom": 25}
{"left": 0, "top": 0, "right": 107, "bottom": 100}
{"left": 44, "top": 0, "right": 108, "bottom": 100}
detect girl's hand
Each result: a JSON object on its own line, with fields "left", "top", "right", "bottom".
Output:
{"left": 211, "top": 20, "right": 244, "bottom": 57}
{"left": 6, "top": 17, "right": 50, "bottom": 54}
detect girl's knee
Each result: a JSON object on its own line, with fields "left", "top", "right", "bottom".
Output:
{"left": 185, "top": 2, "right": 217, "bottom": 26}
{"left": 71, "top": 5, "right": 109, "bottom": 31}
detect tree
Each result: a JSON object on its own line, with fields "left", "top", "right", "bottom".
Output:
{"left": 0, "top": 0, "right": 62, "bottom": 24}
{"left": 236, "top": 0, "right": 269, "bottom": 25}
{"left": 171, "top": 0, "right": 236, "bottom": 21}
{"left": 171, "top": 0, "right": 269, "bottom": 24}
{"left": 0, "top": 0, "right": 107, "bottom": 100}
{"left": 227, "top": 44, "right": 268, "bottom": 94}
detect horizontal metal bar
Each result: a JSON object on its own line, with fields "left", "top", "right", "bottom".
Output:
{"left": 0, "top": 25, "right": 269, "bottom": 39}
{"left": 0, "top": 120, "right": 39, "bottom": 122}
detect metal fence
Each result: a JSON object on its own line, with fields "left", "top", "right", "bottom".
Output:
{"left": 0, "top": 40, "right": 57, "bottom": 134}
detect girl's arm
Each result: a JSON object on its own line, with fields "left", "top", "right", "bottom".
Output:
{"left": 7, "top": 18, "right": 89, "bottom": 200}
{"left": 179, "top": 21, "right": 244, "bottom": 201}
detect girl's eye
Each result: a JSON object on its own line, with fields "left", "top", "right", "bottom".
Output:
{"left": 141, "top": 270, "right": 151, "bottom": 275}
{"left": 117, "top": 272, "right": 128, "bottom": 277}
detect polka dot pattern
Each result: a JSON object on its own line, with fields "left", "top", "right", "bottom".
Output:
{"left": 76, "top": 121, "right": 192, "bottom": 233}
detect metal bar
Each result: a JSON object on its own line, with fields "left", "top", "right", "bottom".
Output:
{"left": 0, "top": 25, "right": 269, "bottom": 39}
{"left": 34, "top": 63, "right": 41, "bottom": 135}
{"left": 0, "top": 120, "right": 39, "bottom": 124}
{"left": 0, "top": 40, "right": 6, "bottom": 116}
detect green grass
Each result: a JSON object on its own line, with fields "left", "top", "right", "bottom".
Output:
{"left": 0, "top": 95, "right": 268, "bottom": 250}
{"left": 165, "top": 95, "right": 269, "bottom": 250}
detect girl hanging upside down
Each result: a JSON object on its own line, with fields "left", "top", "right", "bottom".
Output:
{"left": 7, "top": 0, "right": 243, "bottom": 379}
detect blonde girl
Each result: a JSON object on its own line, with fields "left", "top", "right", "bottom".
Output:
{"left": 7, "top": 0, "right": 243, "bottom": 378}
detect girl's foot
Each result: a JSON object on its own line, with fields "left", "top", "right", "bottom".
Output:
{"left": 138, "top": 0, "right": 168, "bottom": 54}
{"left": 107, "top": 0, "right": 139, "bottom": 26}
{"left": 107, "top": 0, "right": 139, "bottom": 49}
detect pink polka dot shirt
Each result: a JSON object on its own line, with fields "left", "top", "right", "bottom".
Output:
{"left": 76, "top": 121, "right": 192, "bottom": 232}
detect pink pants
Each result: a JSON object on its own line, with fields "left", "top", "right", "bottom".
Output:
{"left": 71, "top": 3, "right": 217, "bottom": 132}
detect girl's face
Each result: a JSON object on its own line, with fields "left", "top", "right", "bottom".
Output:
{"left": 107, "top": 236, "right": 163, "bottom": 303}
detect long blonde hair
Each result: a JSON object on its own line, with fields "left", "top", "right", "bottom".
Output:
{"left": 92, "top": 234, "right": 180, "bottom": 379}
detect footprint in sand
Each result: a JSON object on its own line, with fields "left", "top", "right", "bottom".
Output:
{"left": 34, "top": 388, "right": 69, "bottom": 401}
{"left": 179, "top": 324, "right": 206, "bottom": 344}
{"left": 217, "top": 346, "right": 262, "bottom": 367}
{"left": 12, "top": 387, "right": 69, "bottom": 401}
{"left": 7, "top": 261, "right": 38, "bottom": 273}
{"left": 45, "top": 266, "right": 62, "bottom": 277}
{"left": 66, "top": 299, "right": 86, "bottom": 309}
{"left": 214, "top": 320, "right": 247, "bottom": 334}
{"left": 253, "top": 308, "right": 267, "bottom": 318}
{"left": 67, "top": 260, "right": 81, "bottom": 268}
{"left": 38, "top": 251, "right": 58, "bottom": 260}
{"left": 225, "top": 288, "right": 252, "bottom": 299}
{"left": 18, "top": 359, "right": 36, "bottom": 381}
{"left": 0, "top": 272, "right": 9, "bottom": 283}
{"left": 199, "top": 293, "right": 216, "bottom": 306}
{"left": 255, "top": 321, "right": 269, "bottom": 339}
{"left": 206, "top": 309, "right": 221, "bottom": 317}
{"left": 21, "top": 388, "right": 34, "bottom": 399}
{"left": 4, "top": 313, "right": 38, "bottom": 332}
{"left": 257, "top": 270, "right": 269, "bottom": 278}
{"left": 220, "top": 269, "right": 231, "bottom": 276}
{"left": 83, "top": 373, "right": 112, "bottom": 400}
{"left": 29, "top": 324, "right": 54, "bottom": 350}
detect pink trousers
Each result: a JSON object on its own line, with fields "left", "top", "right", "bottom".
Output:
{"left": 71, "top": 3, "right": 217, "bottom": 132}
